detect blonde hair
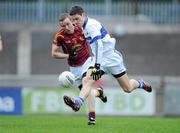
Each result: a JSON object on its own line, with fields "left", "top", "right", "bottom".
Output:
{"left": 59, "top": 13, "right": 71, "bottom": 22}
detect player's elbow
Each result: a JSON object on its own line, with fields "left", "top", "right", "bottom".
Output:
{"left": 51, "top": 52, "right": 57, "bottom": 58}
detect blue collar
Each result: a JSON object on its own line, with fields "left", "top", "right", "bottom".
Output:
{"left": 83, "top": 17, "right": 88, "bottom": 29}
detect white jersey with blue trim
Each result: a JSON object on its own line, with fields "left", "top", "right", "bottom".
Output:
{"left": 83, "top": 17, "right": 116, "bottom": 65}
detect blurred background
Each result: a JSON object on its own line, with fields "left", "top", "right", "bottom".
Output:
{"left": 0, "top": 0, "right": 180, "bottom": 116}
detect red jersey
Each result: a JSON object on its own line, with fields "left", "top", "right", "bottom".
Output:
{"left": 53, "top": 26, "right": 91, "bottom": 67}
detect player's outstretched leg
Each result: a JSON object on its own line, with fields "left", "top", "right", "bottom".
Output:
{"left": 97, "top": 87, "right": 107, "bottom": 103}
{"left": 138, "top": 80, "right": 152, "bottom": 92}
{"left": 88, "top": 112, "right": 96, "bottom": 125}
{"left": 63, "top": 95, "right": 82, "bottom": 111}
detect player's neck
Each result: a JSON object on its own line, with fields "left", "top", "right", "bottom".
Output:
{"left": 83, "top": 16, "right": 88, "bottom": 29}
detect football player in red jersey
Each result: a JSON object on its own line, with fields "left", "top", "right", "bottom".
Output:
{"left": 51, "top": 13, "right": 106, "bottom": 125}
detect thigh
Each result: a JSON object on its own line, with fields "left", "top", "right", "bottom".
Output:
{"left": 102, "top": 50, "right": 126, "bottom": 75}
{"left": 69, "top": 66, "right": 82, "bottom": 88}
{"left": 70, "top": 57, "right": 95, "bottom": 87}
{"left": 81, "top": 57, "right": 95, "bottom": 75}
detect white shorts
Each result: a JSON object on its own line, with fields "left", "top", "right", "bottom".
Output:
{"left": 69, "top": 57, "right": 95, "bottom": 87}
{"left": 69, "top": 50, "right": 126, "bottom": 87}
{"left": 101, "top": 50, "right": 126, "bottom": 76}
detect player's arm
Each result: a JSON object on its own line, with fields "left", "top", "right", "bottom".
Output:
{"left": 89, "top": 24, "right": 103, "bottom": 65}
{"left": 94, "top": 40, "right": 103, "bottom": 65}
{"left": 88, "top": 25, "right": 103, "bottom": 65}
{"left": 51, "top": 42, "right": 69, "bottom": 59}
{"left": 88, "top": 25, "right": 104, "bottom": 80}
{"left": 91, "top": 40, "right": 103, "bottom": 81}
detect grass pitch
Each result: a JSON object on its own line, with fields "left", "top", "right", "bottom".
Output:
{"left": 0, "top": 115, "right": 180, "bottom": 133}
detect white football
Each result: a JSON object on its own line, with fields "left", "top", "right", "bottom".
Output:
{"left": 58, "top": 71, "right": 75, "bottom": 88}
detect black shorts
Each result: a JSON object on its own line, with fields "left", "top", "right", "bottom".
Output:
{"left": 112, "top": 71, "right": 126, "bottom": 78}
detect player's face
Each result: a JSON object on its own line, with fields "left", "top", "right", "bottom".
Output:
{"left": 60, "top": 18, "right": 74, "bottom": 34}
{"left": 71, "top": 14, "right": 84, "bottom": 27}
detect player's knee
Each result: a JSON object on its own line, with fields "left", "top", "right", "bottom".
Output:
{"left": 121, "top": 84, "right": 132, "bottom": 93}
{"left": 82, "top": 76, "right": 93, "bottom": 85}
{"left": 123, "top": 88, "right": 131, "bottom": 93}
{"left": 122, "top": 85, "right": 132, "bottom": 93}
{"left": 82, "top": 76, "right": 88, "bottom": 83}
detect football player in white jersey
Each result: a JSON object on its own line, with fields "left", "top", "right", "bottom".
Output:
{"left": 63, "top": 6, "right": 152, "bottom": 125}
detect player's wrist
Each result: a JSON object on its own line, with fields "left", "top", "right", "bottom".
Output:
{"left": 95, "top": 63, "right": 100, "bottom": 69}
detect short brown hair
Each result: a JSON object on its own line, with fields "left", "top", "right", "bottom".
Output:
{"left": 59, "top": 13, "right": 71, "bottom": 22}
{"left": 70, "top": 6, "right": 84, "bottom": 16}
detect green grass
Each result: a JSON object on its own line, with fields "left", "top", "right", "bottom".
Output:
{"left": 0, "top": 115, "right": 180, "bottom": 133}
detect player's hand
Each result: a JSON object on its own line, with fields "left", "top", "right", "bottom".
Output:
{"left": 91, "top": 63, "right": 101, "bottom": 81}
{"left": 68, "top": 54, "right": 77, "bottom": 62}
{"left": 68, "top": 48, "right": 77, "bottom": 62}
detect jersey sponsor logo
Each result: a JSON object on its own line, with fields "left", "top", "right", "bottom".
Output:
{"left": 72, "top": 44, "right": 83, "bottom": 52}
{"left": 65, "top": 40, "right": 71, "bottom": 44}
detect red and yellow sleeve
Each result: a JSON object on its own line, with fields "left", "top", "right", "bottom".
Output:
{"left": 53, "top": 32, "right": 64, "bottom": 46}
